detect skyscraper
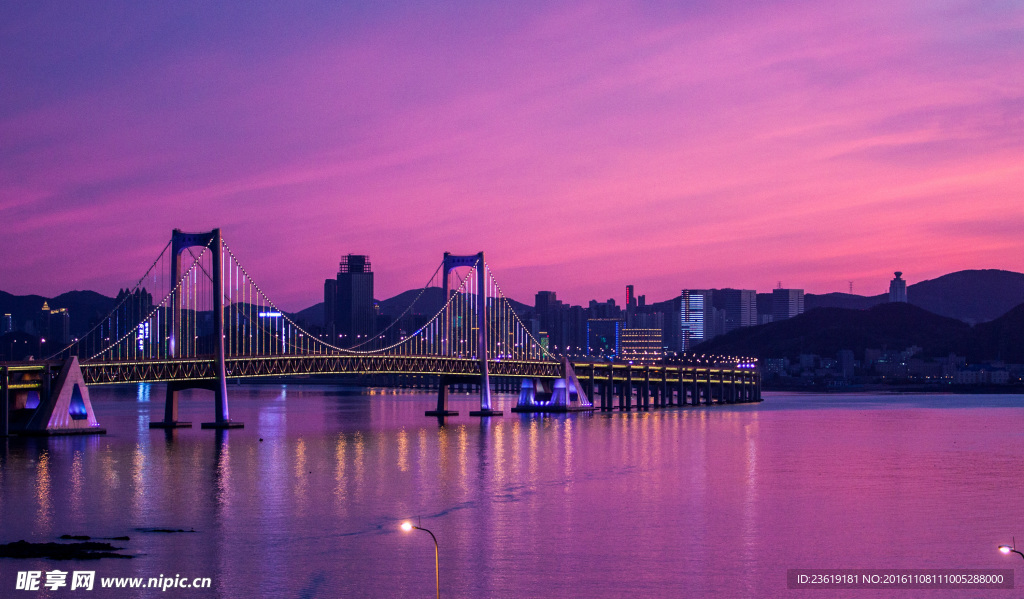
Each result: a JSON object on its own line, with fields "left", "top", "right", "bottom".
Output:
{"left": 324, "top": 255, "right": 375, "bottom": 346}
{"left": 771, "top": 288, "right": 805, "bottom": 321}
{"left": 715, "top": 289, "right": 757, "bottom": 333}
{"left": 889, "top": 272, "right": 908, "bottom": 303}
{"left": 625, "top": 285, "right": 636, "bottom": 326}
{"left": 680, "top": 289, "right": 712, "bottom": 351}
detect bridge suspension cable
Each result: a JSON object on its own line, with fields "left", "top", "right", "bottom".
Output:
{"left": 49, "top": 233, "right": 556, "bottom": 367}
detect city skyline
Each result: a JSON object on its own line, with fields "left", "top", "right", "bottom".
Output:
{"left": 2, "top": 1, "right": 1022, "bottom": 310}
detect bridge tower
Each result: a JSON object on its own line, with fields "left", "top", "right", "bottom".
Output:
{"left": 426, "top": 252, "right": 501, "bottom": 417}
{"left": 150, "top": 228, "right": 242, "bottom": 430}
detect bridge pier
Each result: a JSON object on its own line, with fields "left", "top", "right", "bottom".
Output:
{"left": 1, "top": 365, "right": 8, "bottom": 437}
{"left": 603, "top": 365, "right": 613, "bottom": 411}
{"left": 623, "top": 368, "right": 632, "bottom": 411}
{"left": 150, "top": 383, "right": 192, "bottom": 428}
{"left": 642, "top": 367, "right": 650, "bottom": 410}
{"left": 426, "top": 374, "right": 459, "bottom": 416}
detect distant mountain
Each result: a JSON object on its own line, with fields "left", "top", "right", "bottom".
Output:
{"left": 799, "top": 270, "right": 1024, "bottom": 324}
{"left": 905, "top": 270, "right": 1024, "bottom": 325}
{"left": 805, "top": 292, "right": 884, "bottom": 311}
{"left": 696, "top": 303, "right": 972, "bottom": 359}
{"left": 0, "top": 290, "right": 49, "bottom": 331}
{"left": 378, "top": 287, "right": 447, "bottom": 318}
{"left": 969, "top": 303, "right": 1024, "bottom": 363}
{"left": 290, "top": 302, "right": 325, "bottom": 328}
{"left": 0, "top": 290, "right": 116, "bottom": 337}
{"left": 288, "top": 287, "right": 532, "bottom": 329}
{"left": 51, "top": 291, "right": 118, "bottom": 333}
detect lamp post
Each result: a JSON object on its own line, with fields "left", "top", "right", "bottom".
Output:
{"left": 401, "top": 521, "right": 439, "bottom": 599}
{"left": 998, "top": 543, "right": 1024, "bottom": 561}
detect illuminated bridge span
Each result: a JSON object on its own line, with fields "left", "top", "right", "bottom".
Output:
{"left": 2, "top": 229, "right": 760, "bottom": 434}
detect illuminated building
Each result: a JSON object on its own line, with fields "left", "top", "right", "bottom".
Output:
{"left": 41, "top": 302, "right": 71, "bottom": 345}
{"left": 680, "top": 290, "right": 712, "bottom": 351}
{"left": 586, "top": 318, "right": 622, "bottom": 358}
{"left": 1, "top": 313, "right": 12, "bottom": 335}
{"left": 325, "top": 255, "right": 375, "bottom": 347}
{"left": 888, "top": 272, "right": 908, "bottom": 303}
{"left": 620, "top": 328, "right": 662, "bottom": 363}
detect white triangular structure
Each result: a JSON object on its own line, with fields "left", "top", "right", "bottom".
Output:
{"left": 24, "top": 357, "right": 105, "bottom": 435}
{"left": 511, "top": 359, "right": 595, "bottom": 412}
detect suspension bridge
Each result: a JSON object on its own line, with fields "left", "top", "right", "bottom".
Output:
{"left": 1, "top": 229, "right": 760, "bottom": 435}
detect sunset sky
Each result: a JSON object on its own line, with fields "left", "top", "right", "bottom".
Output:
{"left": 2, "top": 1, "right": 1022, "bottom": 310}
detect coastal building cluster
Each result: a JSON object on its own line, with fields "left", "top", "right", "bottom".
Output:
{"left": 764, "top": 349, "right": 1022, "bottom": 388}
{"left": 321, "top": 254, "right": 807, "bottom": 362}
{"left": 3, "top": 264, "right": 1019, "bottom": 388}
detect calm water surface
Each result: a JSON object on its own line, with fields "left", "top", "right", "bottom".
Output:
{"left": 1, "top": 386, "right": 1023, "bottom": 598}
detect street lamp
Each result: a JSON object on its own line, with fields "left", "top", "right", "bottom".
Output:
{"left": 401, "top": 521, "right": 439, "bottom": 599}
{"left": 998, "top": 542, "right": 1024, "bottom": 561}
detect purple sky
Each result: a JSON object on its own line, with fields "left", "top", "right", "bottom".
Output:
{"left": 2, "top": 1, "right": 1022, "bottom": 310}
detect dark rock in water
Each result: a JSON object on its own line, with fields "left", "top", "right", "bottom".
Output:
{"left": 109, "top": 536, "right": 130, "bottom": 541}
{"left": 0, "top": 540, "right": 131, "bottom": 560}
{"left": 59, "top": 535, "right": 91, "bottom": 541}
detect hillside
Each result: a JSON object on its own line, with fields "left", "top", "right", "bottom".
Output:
{"left": 290, "top": 287, "right": 531, "bottom": 329}
{"left": 905, "top": 269, "right": 1024, "bottom": 324}
{"left": 696, "top": 303, "right": 973, "bottom": 359}
{"left": 0, "top": 290, "right": 116, "bottom": 337}
{"left": 800, "top": 270, "right": 1024, "bottom": 324}
{"left": 969, "top": 303, "right": 1024, "bottom": 363}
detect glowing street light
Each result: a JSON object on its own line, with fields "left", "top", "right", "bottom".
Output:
{"left": 998, "top": 541, "right": 1024, "bottom": 561}
{"left": 401, "top": 521, "right": 440, "bottom": 599}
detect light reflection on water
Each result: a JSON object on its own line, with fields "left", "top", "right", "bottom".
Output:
{"left": 0, "top": 387, "right": 1022, "bottom": 597}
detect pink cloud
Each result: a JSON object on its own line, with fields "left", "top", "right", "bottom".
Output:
{"left": 1, "top": 0, "right": 1021, "bottom": 309}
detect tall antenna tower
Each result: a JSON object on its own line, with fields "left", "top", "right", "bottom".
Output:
{"left": 849, "top": 281, "right": 853, "bottom": 294}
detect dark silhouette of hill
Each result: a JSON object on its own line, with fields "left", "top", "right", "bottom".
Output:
{"left": 291, "top": 302, "right": 325, "bottom": 327}
{"left": 805, "top": 292, "right": 884, "bottom": 311}
{"left": 696, "top": 303, "right": 973, "bottom": 359}
{"left": 757, "top": 291, "right": 884, "bottom": 316}
{"left": 969, "top": 303, "right": 1024, "bottom": 363}
{"left": 796, "top": 270, "right": 1024, "bottom": 324}
{"left": 378, "top": 287, "right": 447, "bottom": 318}
{"left": 291, "top": 287, "right": 531, "bottom": 329}
{"left": 905, "top": 269, "right": 1024, "bottom": 324}
{"left": 51, "top": 291, "right": 118, "bottom": 333}
{"left": 0, "top": 290, "right": 116, "bottom": 337}
{"left": 0, "top": 291, "right": 48, "bottom": 329}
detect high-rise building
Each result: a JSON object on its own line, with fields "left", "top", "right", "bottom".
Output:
{"left": 1, "top": 313, "right": 12, "bottom": 335}
{"left": 325, "top": 255, "right": 375, "bottom": 347}
{"left": 771, "top": 289, "right": 804, "bottom": 321}
{"left": 39, "top": 302, "right": 71, "bottom": 345}
{"left": 714, "top": 289, "right": 757, "bottom": 333}
{"left": 625, "top": 285, "right": 636, "bottom": 326}
{"left": 889, "top": 272, "right": 908, "bottom": 303}
{"left": 680, "top": 289, "right": 712, "bottom": 351}
{"left": 620, "top": 328, "right": 662, "bottom": 364}
{"left": 535, "top": 291, "right": 573, "bottom": 353}
{"left": 323, "top": 279, "right": 337, "bottom": 339}
{"left": 586, "top": 318, "right": 622, "bottom": 358}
